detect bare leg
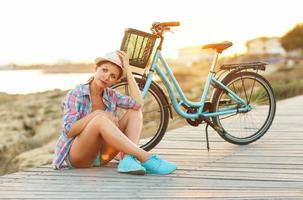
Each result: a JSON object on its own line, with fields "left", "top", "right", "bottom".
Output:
{"left": 84, "top": 109, "right": 143, "bottom": 165}
{"left": 118, "top": 109, "right": 143, "bottom": 144}
{"left": 69, "top": 113, "right": 150, "bottom": 168}
{"left": 111, "top": 109, "right": 143, "bottom": 161}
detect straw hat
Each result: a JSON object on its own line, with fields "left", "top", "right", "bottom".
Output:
{"left": 94, "top": 51, "right": 126, "bottom": 78}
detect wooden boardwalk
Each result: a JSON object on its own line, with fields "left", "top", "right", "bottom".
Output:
{"left": 1, "top": 95, "right": 303, "bottom": 199}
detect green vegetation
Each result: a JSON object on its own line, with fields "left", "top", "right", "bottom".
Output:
{"left": 267, "top": 64, "right": 303, "bottom": 100}
{"left": 281, "top": 23, "right": 303, "bottom": 51}
{"left": 271, "top": 80, "right": 303, "bottom": 100}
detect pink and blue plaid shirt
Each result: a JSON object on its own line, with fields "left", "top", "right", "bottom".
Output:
{"left": 53, "top": 82, "right": 141, "bottom": 169}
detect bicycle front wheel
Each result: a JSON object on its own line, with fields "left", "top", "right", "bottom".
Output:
{"left": 212, "top": 71, "right": 276, "bottom": 145}
{"left": 111, "top": 78, "right": 169, "bottom": 151}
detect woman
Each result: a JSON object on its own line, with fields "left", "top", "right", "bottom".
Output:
{"left": 53, "top": 51, "right": 176, "bottom": 175}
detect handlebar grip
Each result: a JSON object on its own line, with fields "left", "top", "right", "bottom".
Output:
{"left": 161, "top": 22, "right": 180, "bottom": 27}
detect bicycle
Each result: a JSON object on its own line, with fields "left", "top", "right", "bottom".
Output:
{"left": 112, "top": 22, "right": 276, "bottom": 151}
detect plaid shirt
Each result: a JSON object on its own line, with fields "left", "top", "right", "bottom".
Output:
{"left": 52, "top": 82, "right": 141, "bottom": 169}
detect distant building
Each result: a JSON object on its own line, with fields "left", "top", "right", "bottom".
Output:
{"left": 246, "top": 37, "right": 286, "bottom": 55}
{"left": 176, "top": 46, "right": 213, "bottom": 67}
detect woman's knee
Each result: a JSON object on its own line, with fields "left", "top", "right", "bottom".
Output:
{"left": 91, "top": 114, "right": 107, "bottom": 126}
{"left": 90, "top": 114, "right": 116, "bottom": 132}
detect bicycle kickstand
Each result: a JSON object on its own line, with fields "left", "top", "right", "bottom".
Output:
{"left": 199, "top": 115, "right": 213, "bottom": 151}
{"left": 205, "top": 124, "right": 210, "bottom": 152}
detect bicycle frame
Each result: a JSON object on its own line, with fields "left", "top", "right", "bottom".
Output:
{"left": 141, "top": 50, "right": 252, "bottom": 119}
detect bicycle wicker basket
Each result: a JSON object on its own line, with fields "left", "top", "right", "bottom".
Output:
{"left": 120, "top": 28, "right": 158, "bottom": 68}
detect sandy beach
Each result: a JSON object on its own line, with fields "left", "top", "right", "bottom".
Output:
{"left": 0, "top": 90, "right": 66, "bottom": 175}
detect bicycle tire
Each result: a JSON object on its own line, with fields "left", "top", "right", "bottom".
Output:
{"left": 111, "top": 78, "right": 169, "bottom": 151}
{"left": 211, "top": 71, "right": 276, "bottom": 145}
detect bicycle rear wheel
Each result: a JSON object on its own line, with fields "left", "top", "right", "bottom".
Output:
{"left": 212, "top": 71, "right": 276, "bottom": 145}
{"left": 111, "top": 78, "right": 169, "bottom": 151}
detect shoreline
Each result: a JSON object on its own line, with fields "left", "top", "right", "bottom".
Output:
{"left": 2, "top": 62, "right": 94, "bottom": 74}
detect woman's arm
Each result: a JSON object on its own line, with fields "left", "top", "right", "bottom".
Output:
{"left": 125, "top": 69, "right": 143, "bottom": 106}
{"left": 118, "top": 51, "right": 144, "bottom": 106}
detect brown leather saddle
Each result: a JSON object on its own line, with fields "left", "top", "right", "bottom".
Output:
{"left": 202, "top": 41, "right": 233, "bottom": 53}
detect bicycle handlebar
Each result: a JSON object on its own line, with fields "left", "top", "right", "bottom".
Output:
{"left": 151, "top": 21, "right": 180, "bottom": 50}
{"left": 151, "top": 21, "right": 180, "bottom": 35}
{"left": 152, "top": 22, "right": 180, "bottom": 29}
{"left": 158, "top": 22, "right": 180, "bottom": 27}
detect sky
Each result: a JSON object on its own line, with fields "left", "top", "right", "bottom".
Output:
{"left": 0, "top": 0, "right": 302, "bottom": 65}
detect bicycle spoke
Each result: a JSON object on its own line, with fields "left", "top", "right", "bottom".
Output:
{"left": 212, "top": 72, "right": 276, "bottom": 145}
{"left": 247, "top": 76, "right": 257, "bottom": 104}
{"left": 240, "top": 74, "right": 249, "bottom": 103}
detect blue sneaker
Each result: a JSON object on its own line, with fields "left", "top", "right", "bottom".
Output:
{"left": 117, "top": 155, "right": 146, "bottom": 175}
{"left": 141, "top": 154, "right": 177, "bottom": 175}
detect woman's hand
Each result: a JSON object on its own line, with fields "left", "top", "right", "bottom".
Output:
{"left": 117, "top": 50, "right": 130, "bottom": 73}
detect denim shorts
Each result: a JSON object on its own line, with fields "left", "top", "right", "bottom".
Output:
{"left": 65, "top": 140, "right": 101, "bottom": 168}
{"left": 65, "top": 151, "right": 101, "bottom": 168}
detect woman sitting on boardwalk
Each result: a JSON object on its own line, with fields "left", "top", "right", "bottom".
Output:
{"left": 53, "top": 51, "right": 176, "bottom": 175}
